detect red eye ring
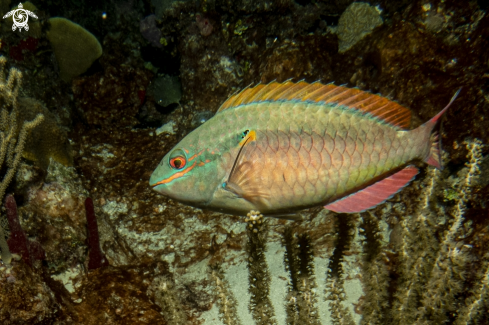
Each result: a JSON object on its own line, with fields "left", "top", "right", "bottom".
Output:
{"left": 169, "top": 156, "right": 186, "bottom": 170}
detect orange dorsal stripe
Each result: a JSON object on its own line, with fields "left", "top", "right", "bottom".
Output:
{"left": 216, "top": 81, "right": 412, "bottom": 129}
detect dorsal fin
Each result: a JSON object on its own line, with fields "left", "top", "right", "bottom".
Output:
{"left": 217, "top": 81, "right": 412, "bottom": 128}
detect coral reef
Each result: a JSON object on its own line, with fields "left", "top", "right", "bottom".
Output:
{"left": 324, "top": 214, "right": 356, "bottom": 325}
{"left": 5, "top": 195, "right": 45, "bottom": 267}
{"left": 0, "top": 0, "right": 11, "bottom": 18}
{"left": 20, "top": 159, "right": 88, "bottom": 273}
{"left": 152, "top": 0, "right": 182, "bottom": 19}
{"left": 0, "top": 261, "right": 58, "bottom": 324}
{"left": 72, "top": 33, "right": 152, "bottom": 128}
{"left": 147, "top": 275, "right": 188, "bottom": 325}
{"left": 70, "top": 264, "right": 170, "bottom": 324}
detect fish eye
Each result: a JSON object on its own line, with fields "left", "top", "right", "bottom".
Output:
{"left": 168, "top": 149, "right": 187, "bottom": 170}
{"left": 170, "top": 157, "right": 186, "bottom": 169}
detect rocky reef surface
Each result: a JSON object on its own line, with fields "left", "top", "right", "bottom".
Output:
{"left": 0, "top": 0, "right": 489, "bottom": 324}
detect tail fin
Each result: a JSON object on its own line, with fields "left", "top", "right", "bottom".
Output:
{"left": 422, "top": 88, "right": 461, "bottom": 169}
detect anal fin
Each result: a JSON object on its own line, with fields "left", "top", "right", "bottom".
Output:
{"left": 324, "top": 166, "right": 419, "bottom": 213}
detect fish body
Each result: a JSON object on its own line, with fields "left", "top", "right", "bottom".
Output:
{"left": 150, "top": 81, "right": 458, "bottom": 216}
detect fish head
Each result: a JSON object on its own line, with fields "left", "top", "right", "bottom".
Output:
{"left": 149, "top": 133, "right": 223, "bottom": 208}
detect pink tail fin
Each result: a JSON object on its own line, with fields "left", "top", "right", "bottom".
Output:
{"left": 423, "top": 88, "right": 461, "bottom": 169}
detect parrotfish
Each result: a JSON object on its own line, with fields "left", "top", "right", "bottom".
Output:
{"left": 150, "top": 81, "right": 459, "bottom": 217}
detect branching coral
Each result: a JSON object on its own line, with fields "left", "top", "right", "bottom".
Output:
{"left": 0, "top": 56, "right": 44, "bottom": 202}
{"left": 0, "top": 56, "right": 43, "bottom": 264}
{"left": 415, "top": 139, "right": 484, "bottom": 323}
{"left": 325, "top": 214, "right": 356, "bottom": 325}
{"left": 245, "top": 210, "right": 277, "bottom": 325}
{"left": 282, "top": 227, "right": 320, "bottom": 325}
{"left": 210, "top": 265, "right": 241, "bottom": 325}
{"left": 357, "top": 212, "right": 390, "bottom": 324}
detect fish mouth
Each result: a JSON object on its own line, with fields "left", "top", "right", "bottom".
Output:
{"left": 150, "top": 183, "right": 166, "bottom": 194}
{"left": 149, "top": 179, "right": 162, "bottom": 189}
{"left": 150, "top": 180, "right": 161, "bottom": 188}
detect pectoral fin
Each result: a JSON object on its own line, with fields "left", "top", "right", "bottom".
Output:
{"left": 224, "top": 131, "right": 270, "bottom": 206}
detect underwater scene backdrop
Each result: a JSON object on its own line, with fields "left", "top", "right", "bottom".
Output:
{"left": 0, "top": 0, "right": 489, "bottom": 324}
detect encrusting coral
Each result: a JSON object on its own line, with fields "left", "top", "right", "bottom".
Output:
{"left": 46, "top": 17, "right": 102, "bottom": 82}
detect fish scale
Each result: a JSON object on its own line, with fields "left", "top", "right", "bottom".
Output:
{"left": 213, "top": 101, "right": 411, "bottom": 212}
{"left": 150, "top": 81, "right": 459, "bottom": 217}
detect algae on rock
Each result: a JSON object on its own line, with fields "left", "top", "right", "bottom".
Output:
{"left": 151, "top": 0, "right": 189, "bottom": 19}
{"left": 18, "top": 98, "right": 73, "bottom": 169}
{"left": 337, "top": 2, "right": 383, "bottom": 53}
{"left": 149, "top": 75, "right": 182, "bottom": 107}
